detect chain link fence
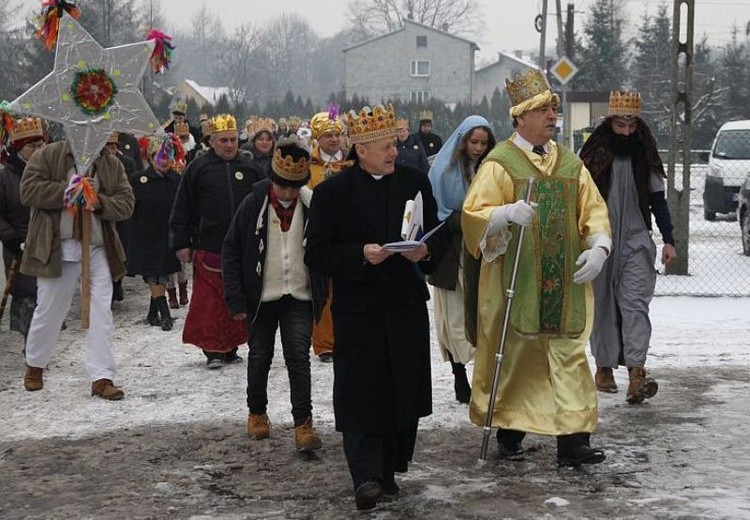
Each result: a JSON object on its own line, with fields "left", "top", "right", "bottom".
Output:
{"left": 656, "top": 124, "right": 750, "bottom": 296}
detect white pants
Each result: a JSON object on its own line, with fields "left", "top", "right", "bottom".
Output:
{"left": 25, "top": 247, "right": 117, "bottom": 381}
{"left": 433, "top": 263, "right": 475, "bottom": 365}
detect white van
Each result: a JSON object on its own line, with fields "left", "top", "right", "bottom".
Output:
{"left": 703, "top": 120, "right": 750, "bottom": 220}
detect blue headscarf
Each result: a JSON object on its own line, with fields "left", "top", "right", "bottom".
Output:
{"left": 428, "top": 115, "right": 491, "bottom": 221}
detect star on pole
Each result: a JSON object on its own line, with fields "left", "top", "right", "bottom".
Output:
{"left": 9, "top": 16, "right": 164, "bottom": 173}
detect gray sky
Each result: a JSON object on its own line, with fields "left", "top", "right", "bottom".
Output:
{"left": 155, "top": 0, "right": 750, "bottom": 64}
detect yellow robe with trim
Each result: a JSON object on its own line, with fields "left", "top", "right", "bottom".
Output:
{"left": 461, "top": 137, "right": 611, "bottom": 435}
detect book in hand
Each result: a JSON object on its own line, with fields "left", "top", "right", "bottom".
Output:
{"left": 382, "top": 191, "right": 445, "bottom": 252}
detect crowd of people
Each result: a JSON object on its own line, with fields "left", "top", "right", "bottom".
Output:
{"left": 1, "top": 70, "right": 675, "bottom": 511}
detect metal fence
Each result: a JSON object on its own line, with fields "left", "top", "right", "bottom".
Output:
{"left": 655, "top": 135, "right": 750, "bottom": 296}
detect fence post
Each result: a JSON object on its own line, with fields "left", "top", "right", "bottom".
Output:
{"left": 666, "top": 0, "right": 694, "bottom": 275}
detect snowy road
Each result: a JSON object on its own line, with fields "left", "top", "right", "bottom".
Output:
{"left": 1, "top": 277, "right": 749, "bottom": 519}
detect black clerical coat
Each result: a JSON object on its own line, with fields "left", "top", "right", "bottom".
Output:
{"left": 305, "top": 164, "right": 446, "bottom": 434}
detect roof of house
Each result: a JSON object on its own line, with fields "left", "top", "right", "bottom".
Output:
{"left": 343, "top": 19, "right": 479, "bottom": 53}
{"left": 183, "top": 79, "right": 232, "bottom": 104}
{"left": 475, "top": 51, "right": 540, "bottom": 74}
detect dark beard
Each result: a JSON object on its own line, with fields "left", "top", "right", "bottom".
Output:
{"left": 612, "top": 133, "right": 641, "bottom": 157}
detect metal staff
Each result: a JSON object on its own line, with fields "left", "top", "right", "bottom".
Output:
{"left": 478, "top": 177, "right": 535, "bottom": 464}
{"left": 0, "top": 254, "right": 21, "bottom": 322}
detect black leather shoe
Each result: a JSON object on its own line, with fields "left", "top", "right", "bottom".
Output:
{"left": 498, "top": 441, "right": 525, "bottom": 461}
{"left": 355, "top": 480, "right": 382, "bottom": 511}
{"left": 381, "top": 479, "right": 399, "bottom": 500}
{"left": 557, "top": 445, "right": 606, "bottom": 468}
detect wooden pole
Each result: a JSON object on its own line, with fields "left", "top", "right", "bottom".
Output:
{"left": 81, "top": 209, "right": 91, "bottom": 329}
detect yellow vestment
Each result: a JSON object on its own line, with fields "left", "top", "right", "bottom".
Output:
{"left": 461, "top": 136, "right": 611, "bottom": 435}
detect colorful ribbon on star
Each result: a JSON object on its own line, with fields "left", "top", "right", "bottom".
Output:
{"left": 64, "top": 174, "right": 98, "bottom": 214}
{"left": 36, "top": 0, "right": 81, "bottom": 51}
{"left": 146, "top": 29, "right": 175, "bottom": 74}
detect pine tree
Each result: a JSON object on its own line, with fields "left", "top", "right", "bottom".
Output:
{"left": 631, "top": 4, "right": 672, "bottom": 142}
{"left": 719, "top": 26, "right": 750, "bottom": 121}
{"left": 575, "top": 0, "right": 629, "bottom": 91}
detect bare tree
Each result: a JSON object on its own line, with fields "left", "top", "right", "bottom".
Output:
{"left": 346, "top": 0, "right": 482, "bottom": 38}
{"left": 212, "top": 22, "right": 262, "bottom": 107}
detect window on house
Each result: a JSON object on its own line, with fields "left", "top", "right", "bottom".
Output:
{"left": 416, "top": 36, "right": 427, "bottom": 48}
{"left": 410, "top": 60, "right": 430, "bottom": 77}
{"left": 410, "top": 91, "right": 430, "bottom": 103}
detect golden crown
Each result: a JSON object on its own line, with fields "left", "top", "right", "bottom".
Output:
{"left": 211, "top": 114, "right": 237, "bottom": 134}
{"left": 505, "top": 69, "right": 552, "bottom": 107}
{"left": 396, "top": 118, "right": 410, "bottom": 130}
{"left": 272, "top": 145, "right": 310, "bottom": 182}
{"left": 10, "top": 117, "right": 45, "bottom": 143}
{"left": 245, "top": 117, "right": 275, "bottom": 137}
{"left": 310, "top": 111, "right": 344, "bottom": 139}
{"left": 609, "top": 91, "right": 642, "bottom": 117}
{"left": 174, "top": 122, "right": 190, "bottom": 137}
{"left": 419, "top": 110, "right": 433, "bottom": 121}
{"left": 106, "top": 132, "right": 119, "bottom": 144}
{"left": 172, "top": 101, "right": 188, "bottom": 114}
{"left": 346, "top": 104, "right": 398, "bottom": 145}
{"left": 288, "top": 116, "right": 301, "bottom": 125}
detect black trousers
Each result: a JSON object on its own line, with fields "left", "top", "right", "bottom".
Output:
{"left": 246, "top": 295, "right": 313, "bottom": 426}
{"left": 342, "top": 421, "right": 418, "bottom": 489}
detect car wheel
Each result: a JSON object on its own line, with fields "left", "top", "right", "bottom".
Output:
{"left": 704, "top": 209, "right": 716, "bottom": 221}
{"left": 742, "top": 210, "right": 750, "bottom": 256}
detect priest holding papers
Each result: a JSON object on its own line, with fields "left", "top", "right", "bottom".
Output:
{"left": 305, "top": 104, "right": 446, "bottom": 511}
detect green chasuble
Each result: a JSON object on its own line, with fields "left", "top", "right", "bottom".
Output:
{"left": 483, "top": 140, "right": 586, "bottom": 337}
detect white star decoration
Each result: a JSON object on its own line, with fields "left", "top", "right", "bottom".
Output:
{"left": 9, "top": 16, "right": 163, "bottom": 173}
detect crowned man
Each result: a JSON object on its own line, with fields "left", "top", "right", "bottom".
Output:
{"left": 306, "top": 107, "right": 353, "bottom": 363}
{"left": 462, "top": 70, "right": 612, "bottom": 467}
{"left": 305, "top": 104, "right": 446, "bottom": 511}
{"left": 579, "top": 91, "right": 676, "bottom": 404}
{"left": 223, "top": 136, "right": 323, "bottom": 454}
{"left": 170, "top": 114, "right": 263, "bottom": 368}
{"left": 417, "top": 110, "right": 443, "bottom": 157}
{"left": 0, "top": 117, "right": 47, "bottom": 345}
{"left": 163, "top": 101, "right": 202, "bottom": 144}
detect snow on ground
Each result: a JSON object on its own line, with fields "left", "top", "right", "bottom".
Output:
{"left": 1, "top": 274, "right": 750, "bottom": 518}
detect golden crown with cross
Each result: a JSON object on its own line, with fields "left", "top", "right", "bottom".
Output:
{"left": 346, "top": 104, "right": 398, "bottom": 145}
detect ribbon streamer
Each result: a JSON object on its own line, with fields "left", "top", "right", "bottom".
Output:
{"left": 146, "top": 29, "right": 175, "bottom": 74}
{"left": 64, "top": 174, "right": 98, "bottom": 214}
{"left": 36, "top": 0, "right": 81, "bottom": 51}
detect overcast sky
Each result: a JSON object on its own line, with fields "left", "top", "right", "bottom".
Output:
{"left": 153, "top": 0, "right": 750, "bottom": 64}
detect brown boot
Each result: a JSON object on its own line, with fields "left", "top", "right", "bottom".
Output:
{"left": 595, "top": 367, "right": 618, "bottom": 393}
{"left": 24, "top": 365, "right": 44, "bottom": 391}
{"left": 294, "top": 417, "right": 322, "bottom": 453}
{"left": 91, "top": 379, "right": 125, "bottom": 401}
{"left": 167, "top": 288, "right": 179, "bottom": 309}
{"left": 178, "top": 281, "right": 189, "bottom": 305}
{"left": 626, "top": 367, "right": 658, "bottom": 404}
{"left": 247, "top": 413, "right": 271, "bottom": 439}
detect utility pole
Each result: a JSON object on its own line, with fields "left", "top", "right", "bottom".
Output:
{"left": 565, "top": 3, "right": 575, "bottom": 58}
{"left": 555, "top": 0, "right": 565, "bottom": 57}
{"left": 538, "top": 0, "right": 548, "bottom": 70}
{"left": 666, "top": 0, "right": 694, "bottom": 275}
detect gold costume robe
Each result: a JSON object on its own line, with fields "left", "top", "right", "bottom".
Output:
{"left": 462, "top": 136, "right": 611, "bottom": 435}
{"left": 308, "top": 145, "right": 353, "bottom": 356}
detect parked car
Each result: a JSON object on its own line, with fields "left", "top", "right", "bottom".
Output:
{"left": 739, "top": 176, "right": 750, "bottom": 256}
{"left": 704, "top": 120, "right": 750, "bottom": 220}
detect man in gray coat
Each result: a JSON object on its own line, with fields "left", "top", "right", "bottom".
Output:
{"left": 20, "top": 140, "right": 134, "bottom": 400}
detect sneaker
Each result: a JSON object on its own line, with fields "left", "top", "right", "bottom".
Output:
{"left": 91, "top": 379, "right": 125, "bottom": 401}
{"left": 626, "top": 367, "right": 658, "bottom": 404}
{"left": 318, "top": 352, "right": 333, "bottom": 363}
{"left": 247, "top": 413, "right": 271, "bottom": 439}
{"left": 206, "top": 358, "right": 224, "bottom": 370}
{"left": 595, "top": 367, "right": 618, "bottom": 393}
{"left": 24, "top": 365, "right": 44, "bottom": 391}
{"left": 354, "top": 480, "right": 382, "bottom": 511}
{"left": 294, "top": 417, "right": 322, "bottom": 452}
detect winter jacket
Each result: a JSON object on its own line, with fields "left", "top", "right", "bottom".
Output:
{"left": 169, "top": 149, "right": 263, "bottom": 254}
{"left": 19, "top": 141, "right": 134, "bottom": 280}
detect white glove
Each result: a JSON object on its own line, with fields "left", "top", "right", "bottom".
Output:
{"left": 573, "top": 247, "right": 608, "bottom": 284}
{"left": 490, "top": 200, "right": 538, "bottom": 229}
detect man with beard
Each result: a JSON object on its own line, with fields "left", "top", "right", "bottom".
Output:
{"left": 579, "top": 91, "right": 676, "bottom": 404}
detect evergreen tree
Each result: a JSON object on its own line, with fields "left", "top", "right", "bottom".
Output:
{"left": 575, "top": 0, "right": 629, "bottom": 91}
{"left": 719, "top": 26, "right": 750, "bottom": 121}
{"left": 692, "top": 37, "right": 723, "bottom": 150}
{"left": 213, "top": 94, "right": 231, "bottom": 115}
{"left": 631, "top": 4, "right": 672, "bottom": 142}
